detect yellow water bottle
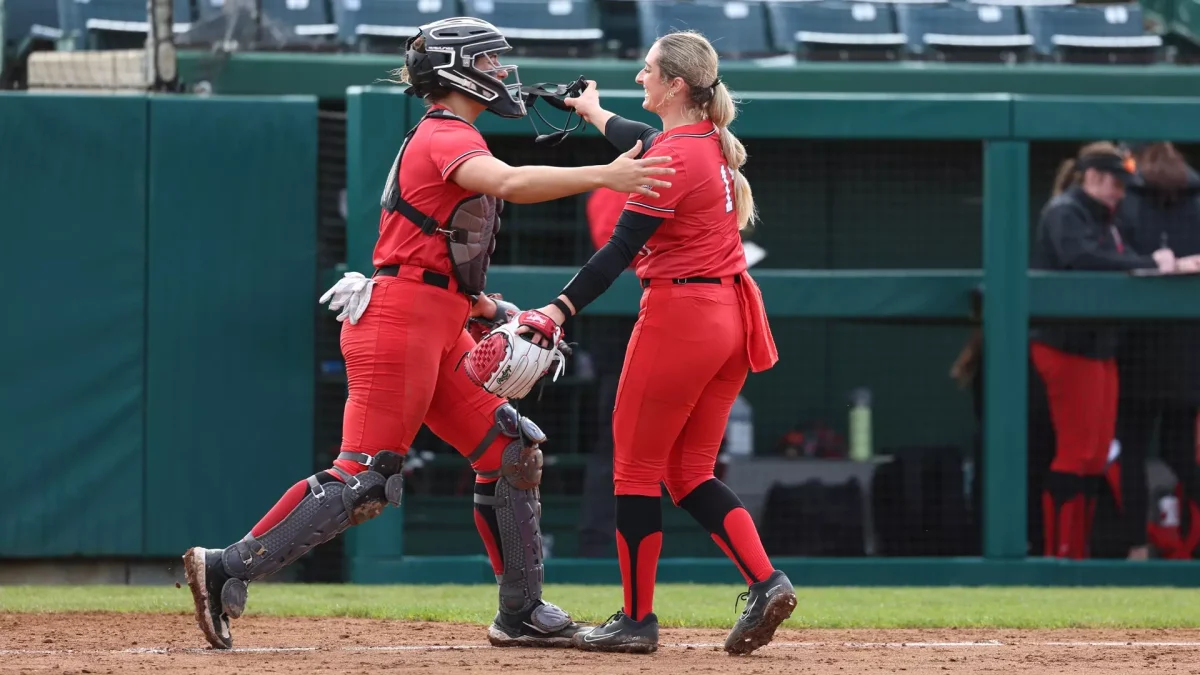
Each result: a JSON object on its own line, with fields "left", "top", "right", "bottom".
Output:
{"left": 849, "top": 388, "right": 873, "bottom": 462}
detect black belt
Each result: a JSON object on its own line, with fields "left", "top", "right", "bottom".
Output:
{"left": 640, "top": 274, "right": 741, "bottom": 289}
{"left": 374, "top": 265, "right": 452, "bottom": 290}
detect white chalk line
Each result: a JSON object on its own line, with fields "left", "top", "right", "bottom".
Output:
{"left": 5, "top": 640, "right": 1200, "bottom": 656}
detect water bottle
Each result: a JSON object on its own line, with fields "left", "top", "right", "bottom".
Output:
{"left": 725, "top": 395, "right": 754, "bottom": 459}
{"left": 849, "top": 388, "right": 873, "bottom": 462}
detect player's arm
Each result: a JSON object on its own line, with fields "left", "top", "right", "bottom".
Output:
{"left": 550, "top": 210, "right": 665, "bottom": 317}
{"left": 535, "top": 144, "right": 686, "bottom": 326}
{"left": 449, "top": 141, "right": 672, "bottom": 205}
{"left": 601, "top": 116, "right": 660, "bottom": 158}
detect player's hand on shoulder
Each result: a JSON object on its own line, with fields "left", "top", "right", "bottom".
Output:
{"left": 602, "top": 140, "right": 674, "bottom": 198}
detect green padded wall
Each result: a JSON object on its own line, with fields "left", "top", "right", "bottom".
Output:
{"left": 0, "top": 93, "right": 148, "bottom": 556}
{"left": 143, "top": 96, "right": 318, "bottom": 555}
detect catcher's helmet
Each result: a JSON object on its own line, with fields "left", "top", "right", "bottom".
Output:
{"left": 404, "top": 17, "right": 527, "bottom": 119}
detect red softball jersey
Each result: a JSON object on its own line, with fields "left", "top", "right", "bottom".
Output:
{"left": 372, "top": 105, "right": 493, "bottom": 276}
{"left": 623, "top": 119, "right": 748, "bottom": 281}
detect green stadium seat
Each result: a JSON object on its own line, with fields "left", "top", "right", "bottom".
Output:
{"left": 332, "top": 0, "right": 462, "bottom": 50}
{"left": 766, "top": 0, "right": 907, "bottom": 62}
{"left": 193, "top": 0, "right": 338, "bottom": 45}
{"left": 894, "top": 2, "right": 1033, "bottom": 62}
{"left": 56, "top": 0, "right": 192, "bottom": 50}
{"left": 636, "top": 0, "right": 777, "bottom": 59}
{"left": 2, "top": 0, "right": 62, "bottom": 88}
{"left": 1022, "top": 2, "right": 1163, "bottom": 63}
{"left": 4, "top": 0, "right": 64, "bottom": 48}
{"left": 460, "top": 0, "right": 604, "bottom": 57}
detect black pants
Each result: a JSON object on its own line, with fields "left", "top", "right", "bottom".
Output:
{"left": 1113, "top": 398, "right": 1199, "bottom": 550}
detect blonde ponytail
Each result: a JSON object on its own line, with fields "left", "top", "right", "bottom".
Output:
{"left": 654, "top": 29, "right": 759, "bottom": 231}
{"left": 708, "top": 83, "right": 757, "bottom": 231}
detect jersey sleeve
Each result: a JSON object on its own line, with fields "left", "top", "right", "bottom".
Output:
{"left": 430, "top": 124, "right": 493, "bottom": 181}
{"left": 623, "top": 141, "right": 687, "bottom": 219}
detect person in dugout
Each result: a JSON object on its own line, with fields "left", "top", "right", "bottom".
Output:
{"left": 1030, "top": 141, "right": 1179, "bottom": 560}
{"left": 1110, "top": 141, "right": 1200, "bottom": 560}
{"left": 180, "top": 17, "right": 674, "bottom": 651}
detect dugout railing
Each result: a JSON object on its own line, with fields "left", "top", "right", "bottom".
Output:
{"left": 341, "top": 88, "right": 1200, "bottom": 586}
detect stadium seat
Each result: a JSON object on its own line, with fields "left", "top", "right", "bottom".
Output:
{"left": 1022, "top": 2, "right": 1163, "bottom": 63}
{"left": 4, "top": 0, "right": 64, "bottom": 48}
{"left": 460, "top": 0, "right": 604, "bottom": 57}
{"left": 2, "top": 0, "right": 62, "bottom": 88}
{"left": 766, "top": 0, "right": 907, "bottom": 62}
{"left": 192, "top": 0, "right": 339, "bottom": 46}
{"left": 636, "top": 0, "right": 775, "bottom": 59}
{"left": 332, "top": 0, "right": 462, "bottom": 50}
{"left": 894, "top": 2, "right": 1033, "bottom": 62}
{"left": 56, "top": 0, "right": 192, "bottom": 50}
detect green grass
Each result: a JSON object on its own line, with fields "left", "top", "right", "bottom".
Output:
{"left": 2, "top": 584, "right": 1200, "bottom": 629}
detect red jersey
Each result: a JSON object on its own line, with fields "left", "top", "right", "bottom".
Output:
{"left": 586, "top": 187, "right": 629, "bottom": 250}
{"left": 623, "top": 120, "right": 747, "bottom": 280}
{"left": 373, "top": 105, "right": 493, "bottom": 275}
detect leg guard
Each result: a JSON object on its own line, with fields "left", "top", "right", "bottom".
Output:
{"left": 474, "top": 404, "right": 547, "bottom": 614}
{"left": 219, "top": 451, "right": 405, "bottom": 612}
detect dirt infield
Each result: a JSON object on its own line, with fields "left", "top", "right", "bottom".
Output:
{"left": 4, "top": 614, "right": 1200, "bottom": 674}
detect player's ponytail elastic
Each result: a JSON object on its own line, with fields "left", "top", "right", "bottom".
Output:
{"left": 707, "top": 82, "right": 757, "bottom": 231}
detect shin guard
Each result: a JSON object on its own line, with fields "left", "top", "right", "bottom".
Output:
{"left": 218, "top": 452, "right": 405, "bottom": 613}
{"left": 472, "top": 404, "right": 548, "bottom": 614}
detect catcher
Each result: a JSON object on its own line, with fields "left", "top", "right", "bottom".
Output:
{"left": 180, "top": 16, "right": 673, "bottom": 651}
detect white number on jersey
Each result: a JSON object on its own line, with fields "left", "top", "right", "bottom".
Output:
{"left": 719, "top": 163, "right": 734, "bottom": 213}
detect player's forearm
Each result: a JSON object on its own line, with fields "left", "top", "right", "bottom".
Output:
{"left": 496, "top": 165, "right": 605, "bottom": 204}
{"left": 559, "top": 211, "right": 663, "bottom": 314}
{"left": 587, "top": 108, "right": 617, "bottom": 136}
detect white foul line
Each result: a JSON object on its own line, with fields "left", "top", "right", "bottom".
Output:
{"left": 5, "top": 640, "right": 1200, "bottom": 656}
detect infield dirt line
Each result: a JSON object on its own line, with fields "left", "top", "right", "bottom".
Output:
{"left": 5, "top": 640, "right": 1200, "bottom": 656}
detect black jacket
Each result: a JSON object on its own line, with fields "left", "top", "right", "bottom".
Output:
{"left": 1116, "top": 167, "right": 1200, "bottom": 404}
{"left": 1029, "top": 186, "right": 1158, "bottom": 360}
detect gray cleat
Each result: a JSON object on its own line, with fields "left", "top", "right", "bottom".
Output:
{"left": 724, "top": 569, "right": 797, "bottom": 656}
{"left": 572, "top": 611, "right": 659, "bottom": 654}
{"left": 487, "top": 600, "right": 582, "bottom": 648}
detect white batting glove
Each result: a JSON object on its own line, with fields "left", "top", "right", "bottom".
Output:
{"left": 319, "top": 272, "right": 375, "bottom": 325}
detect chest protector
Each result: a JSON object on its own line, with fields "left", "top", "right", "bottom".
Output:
{"left": 380, "top": 108, "right": 502, "bottom": 296}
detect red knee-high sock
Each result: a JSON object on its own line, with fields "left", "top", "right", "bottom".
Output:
{"left": 677, "top": 478, "right": 774, "bottom": 584}
{"left": 616, "top": 495, "right": 662, "bottom": 621}
{"left": 473, "top": 479, "right": 505, "bottom": 576}
{"left": 249, "top": 470, "right": 351, "bottom": 538}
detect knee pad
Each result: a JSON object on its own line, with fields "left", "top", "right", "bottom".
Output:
{"left": 471, "top": 404, "right": 545, "bottom": 488}
{"left": 336, "top": 449, "right": 407, "bottom": 524}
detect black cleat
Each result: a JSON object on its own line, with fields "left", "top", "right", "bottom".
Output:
{"left": 572, "top": 611, "right": 659, "bottom": 654}
{"left": 487, "top": 600, "right": 582, "bottom": 648}
{"left": 182, "top": 547, "right": 247, "bottom": 650}
{"left": 724, "top": 569, "right": 797, "bottom": 656}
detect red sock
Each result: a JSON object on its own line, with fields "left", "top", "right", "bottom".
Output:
{"left": 677, "top": 478, "right": 774, "bottom": 584}
{"left": 473, "top": 480, "right": 504, "bottom": 575}
{"left": 616, "top": 495, "right": 662, "bottom": 621}
{"left": 250, "top": 474, "right": 344, "bottom": 537}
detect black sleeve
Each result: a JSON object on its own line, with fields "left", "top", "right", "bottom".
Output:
{"left": 560, "top": 210, "right": 664, "bottom": 313}
{"left": 603, "top": 115, "right": 660, "bottom": 158}
{"left": 1045, "top": 205, "right": 1158, "bottom": 271}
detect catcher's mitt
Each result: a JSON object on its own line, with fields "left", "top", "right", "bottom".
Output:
{"left": 463, "top": 310, "right": 568, "bottom": 400}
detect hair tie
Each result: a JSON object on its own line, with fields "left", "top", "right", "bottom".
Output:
{"left": 710, "top": 77, "right": 721, "bottom": 90}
